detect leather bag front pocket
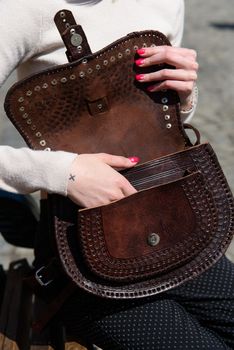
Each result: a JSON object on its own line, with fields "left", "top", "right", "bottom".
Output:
{"left": 78, "top": 171, "right": 217, "bottom": 283}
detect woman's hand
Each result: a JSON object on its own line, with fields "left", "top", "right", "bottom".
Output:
{"left": 135, "top": 46, "right": 198, "bottom": 109}
{"left": 67, "top": 153, "right": 139, "bottom": 208}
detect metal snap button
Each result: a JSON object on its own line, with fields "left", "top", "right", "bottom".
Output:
{"left": 70, "top": 33, "right": 83, "bottom": 47}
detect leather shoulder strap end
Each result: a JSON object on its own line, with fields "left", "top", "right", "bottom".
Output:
{"left": 54, "top": 9, "right": 92, "bottom": 62}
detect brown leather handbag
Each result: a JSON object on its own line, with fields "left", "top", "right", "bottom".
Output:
{"left": 4, "top": 10, "right": 234, "bottom": 299}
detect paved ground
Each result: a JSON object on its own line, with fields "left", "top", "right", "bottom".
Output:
{"left": 182, "top": 0, "right": 234, "bottom": 260}
{"left": 0, "top": 0, "right": 233, "bottom": 267}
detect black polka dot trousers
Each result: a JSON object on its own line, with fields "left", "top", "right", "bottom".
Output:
{"left": 60, "top": 256, "right": 234, "bottom": 350}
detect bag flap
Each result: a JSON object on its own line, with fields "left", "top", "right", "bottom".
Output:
{"left": 4, "top": 30, "right": 190, "bottom": 163}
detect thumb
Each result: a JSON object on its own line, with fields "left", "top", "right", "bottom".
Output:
{"left": 99, "top": 153, "right": 140, "bottom": 168}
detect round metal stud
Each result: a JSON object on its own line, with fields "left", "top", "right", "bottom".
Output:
{"left": 163, "top": 105, "right": 169, "bottom": 111}
{"left": 162, "top": 97, "right": 168, "bottom": 104}
{"left": 26, "top": 90, "right": 32, "bottom": 96}
{"left": 31, "top": 125, "right": 36, "bottom": 130}
{"left": 118, "top": 53, "right": 123, "bottom": 59}
{"left": 103, "top": 60, "right": 108, "bottom": 65}
{"left": 151, "top": 44, "right": 156, "bottom": 47}
{"left": 36, "top": 132, "right": 42, "bottom": 138}
{"left": 22, "top": 113, "right": 28, "bottom": 119}
{"left": 42, "top": 83, "right": 48, "bottom": 89}
{"left": 134, "top": 45, "right": 139, "bottom": 50}
{"left": 77, "top": 45, "right": 82, "bottom": 53}
{"left": 34, "top": 85, "right": 41, "bottom": 91}
{"left": 60, "top": 11, "right": 65, "bottom": 18}
{"left": 61, "top": 77, "right": 67, "bottom": 83}
{"left": 19, "top": 106, "right": 25, "bottom": 112}
{"left": 70, "top": 33, "right": 83, "bottom": 47}
{"left": 26, "top": 119, "right": 32, "bottom": 125}
{"left": 164, "top": 115, "right": 170, "bottom": 120}
{"left": 70, "top": 74, "right": 76, "bottom": 80}
{"left": 125, "top": 48, "right": 131, "bottom": 55}
{"left": 62, "top": 18, "right": 66, "bottom": 23}
{"left": 110, "top": 56, "right": 115, "bottom": 62}
{"left": 147, "top": 233, "right": 160, "bottom": 247}
{"left": 70, "top": 28, "right": 75, "bottom": 34}
{"left": 44, "top": 147, "right": 51, "bottom": 151}
{"left": 166, "top": 123, "right": 172, "bottom": 129}
{"left": 65, "top": 23, "right": 70, "bottom": 28}
{"left": 82, "top": 59, "right": 88, "bottom": 64}
{"left": 18, "top": 97, "right": 24, "bottom": 103}
{"left": 97, "top": 103, "right": 103, "bottom": 110}
{"left": 87, "top": 68, "right": 93, "bottom": 74}
{"left": 142, "top": 43, "right": 147, "bottom": 48}
{"left": 96, "top": 64, "right": 101, "bottom": 70}
{"left": 51, "top": 79, "right": 57, "bottom": 85}
{"left": 79, "top": 71, "right": 85, "bottom": 78}
{"left": 40, "top": 140, "right": 46, "bottom": 147}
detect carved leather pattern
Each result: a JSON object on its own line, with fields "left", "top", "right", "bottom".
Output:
{"left": 4, "top": 19, "right": 233, "bottom": 298}
{"left": 54, "top": 143, "right": 234, "bottom": 298}
{"left": 78, "top": 172, "right": 216, "bottom": 282}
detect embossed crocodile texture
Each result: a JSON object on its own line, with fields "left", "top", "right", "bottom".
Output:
{"left": 51, "top": 143, "right": 234, "bottom": 298}
{"left": 4, "top": 30, "right": 190, "bottom": 163}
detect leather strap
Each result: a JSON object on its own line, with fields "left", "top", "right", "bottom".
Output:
{"left": 183, "top": 123, "right": 201, "bottom": 146}
{"left": 54, "top": 9, "right": 92, "bottom": 62}
{"left": 24, "top": 259, "right": 74, "bottom": 332}
{"left": 32, "top": 282, "right": 75, "bottom": 333}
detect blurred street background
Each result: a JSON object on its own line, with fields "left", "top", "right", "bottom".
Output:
{"left": 0, "top": 0, "right": 233, "bottom": 266}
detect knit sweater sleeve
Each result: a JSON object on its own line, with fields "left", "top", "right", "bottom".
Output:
{"left": 0, "top": 147, "right": 77, "bottom": 195}
{"left": 0, "top": 0, "right": 78, "bottom": 196}
{"left": 0, "top": 0, "right": 43, "bottom": 85}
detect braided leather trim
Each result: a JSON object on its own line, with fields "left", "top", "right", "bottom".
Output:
{"left": 54, "top": 143, "right": 234, "bottom": 299}
{"left": 78, "top": 172, "right": 217, "bottom": 281}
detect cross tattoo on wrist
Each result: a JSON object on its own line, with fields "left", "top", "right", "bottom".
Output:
{"left": 69, "top": 174, "right": 76, "bottom": 181}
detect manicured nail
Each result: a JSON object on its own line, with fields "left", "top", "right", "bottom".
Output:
{"left": 147, "top": 85, "right": 155, "bottom": 92}
{"left": 135, "top": 58, "right": 145, "bottom": 66}
{"left": 135, "top": 74, "right": 145, "bottom": 81}
{"left": 137, "top": 49, "right": 145, "bottom": 55}
{"left": 128, "top": 156, "right": 140, "bottom": 163}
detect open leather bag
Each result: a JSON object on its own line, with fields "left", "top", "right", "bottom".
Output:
{"left": 4, "top": 10, "right": 234, "bottom": 299}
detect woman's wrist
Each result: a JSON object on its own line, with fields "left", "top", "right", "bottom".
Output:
{"left": 180, "top": 83, "right": 198, "bottom": 113}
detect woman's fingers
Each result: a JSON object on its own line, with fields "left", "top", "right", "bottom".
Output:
{"left": 136, "top": 52, "right": 198, "bottom": 71}
{"left": 67, "top": 153, "right": 138, "bottom": 208}
{"left": 146, "top": 80, "right": 194, "bottom": 96}
{"left": 97, "top": 153, "right": 139, "bottom": 169}
{"left": 120, "top": 177, "right": 138, "bottom": 197}
{"left": 135, "top": 46, "right": 198, "bottom": 104}
{"left": 136, "top": 69, "right": 197, "bottom": 84}
{"left": 137, "top": 46, "right": 197, "bottom": 60}
{"left": 135, "top": 46, "right": 198, "bottom": 78}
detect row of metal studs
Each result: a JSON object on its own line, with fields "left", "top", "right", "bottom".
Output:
{"left": 18, "top": 104, "right": 47, "bottom": 147}
{"left": 161, "top": 97, "right": 172, "bottom": 129}
{"left": 16, "top": 43, "right": 156, "bottom": 149}
{"left": 17, "top": 97, "right": 171, "bottom": 150}
{"left": 16, "top": 42, "right": 172, "bottom": 149}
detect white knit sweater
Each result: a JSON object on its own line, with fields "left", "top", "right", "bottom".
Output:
{"left": 0, "top": 0, "right": 192, "bottom": 196}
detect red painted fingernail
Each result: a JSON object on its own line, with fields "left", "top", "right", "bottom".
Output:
{"left": 135, "top": 74, "right": 145, "bottom": 81}
{"left": 135, "top": 58, "right": 145, "bottom": 66}
{"left": 137, "top": 49, "right": 145, "bottom": 55}
{"left": 128, "top": 156, "right": 140, "bottom": 163}
{"left": 147, "top": 85, "right": 155, "bottom": 92}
